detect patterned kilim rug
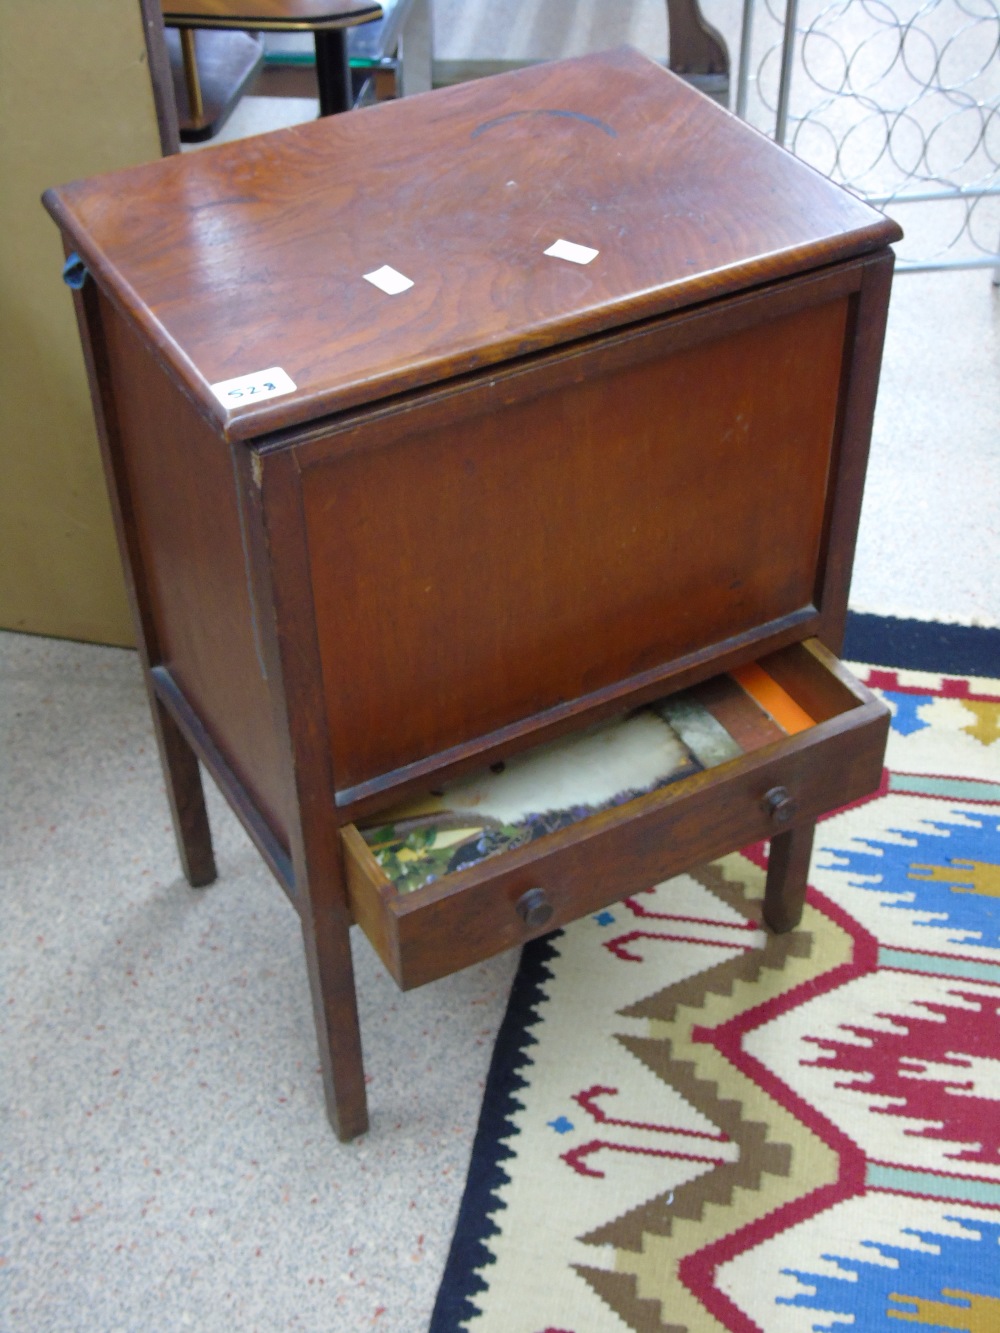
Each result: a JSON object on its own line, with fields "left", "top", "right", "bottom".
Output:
{"left": 431, "top": 615, "right": 1000, "bottom": 1333}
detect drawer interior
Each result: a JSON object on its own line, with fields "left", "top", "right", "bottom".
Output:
{"left": 350, "top": 641, "right": 857, "bottom": 898}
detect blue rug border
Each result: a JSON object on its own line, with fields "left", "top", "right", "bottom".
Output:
{"left": 843, "top": 612, "right": 999, "bottom": 677}
{"left": 428, "top": 930, "right": 563, "bottom": 1333}
{"left": 427, "top": 616, "right": 998, "bottom": 1332}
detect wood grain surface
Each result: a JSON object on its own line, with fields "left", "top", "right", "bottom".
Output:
{"left": 43, "top": 47, "right": 901, "bottom": 440}
{"left": 46, "top": 49, "right": 898, "bottom": 1136}
{"left": 302, "top": 293, "right": 850, "bottom": 795}
{"left": 98, "top": 292, "right": 294, "bottom": 841}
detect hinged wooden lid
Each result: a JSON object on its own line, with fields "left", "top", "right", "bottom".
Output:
{"left": 45, "top": 47, "right": 900, "bottom": 441}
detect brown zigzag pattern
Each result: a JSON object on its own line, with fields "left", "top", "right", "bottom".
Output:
{"left": 574, "top": 1264, "right": 687, "bottom": 1333}
{"left": 622, "top": 864, "right": 814, "bottom": 1027}
{"left": 580, "top": 862, "right": 811, "bottom": 1257}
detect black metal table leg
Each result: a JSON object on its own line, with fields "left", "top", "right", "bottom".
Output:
{"left": 314, "top": 28, "right": 352, "bottom": 115}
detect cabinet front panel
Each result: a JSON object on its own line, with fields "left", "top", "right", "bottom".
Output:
{"left": 302, "top": 297, "right": 849, "bottom": 794}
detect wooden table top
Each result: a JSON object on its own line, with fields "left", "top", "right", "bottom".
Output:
{"left": 45, "top": 48, "right": 901, "bottom": 442}
{"left": 161, "top": 0, "right": 382, "bottom": 30}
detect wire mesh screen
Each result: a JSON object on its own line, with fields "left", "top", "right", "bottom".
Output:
{"left": 736, "top": 0, "right": 1000, "bottom": 271}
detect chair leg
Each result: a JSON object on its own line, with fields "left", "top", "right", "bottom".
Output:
{"left": 152, "top": 695, "right": 217, "bottom": 888}
{"left": 314, "top": 28, "right": 352, "bottom": 115}
{"left": 665, "top": 0, "right": 730, "bottom": 76}
{"left": 178, "top": 27, "right": 205, "bottom": 125}
{"left": 762, "top": 820, "right": 815, "bottom": 933}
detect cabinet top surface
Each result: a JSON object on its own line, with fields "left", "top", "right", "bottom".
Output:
{"left": 45, "top": 47, "right": 900, "bottom": 440}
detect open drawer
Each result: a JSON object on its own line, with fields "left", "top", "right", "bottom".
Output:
{"left": 341, "top": 639, "right": 889, "bottom": 989}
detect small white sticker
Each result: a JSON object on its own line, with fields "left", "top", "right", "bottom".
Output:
{"left": 363, "top": 264, "right": 414, "bottom": 295}
{"left": 544, "top": 238, "right": 600, "bottom": 265}
{"left": 210, "top": 366, "right": 296, "bottom": 408}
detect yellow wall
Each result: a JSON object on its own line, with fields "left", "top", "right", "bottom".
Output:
{"left": 1, "top": 1, "right": 166, "bottom": 645}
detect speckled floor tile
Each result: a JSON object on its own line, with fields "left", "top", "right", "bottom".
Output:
{"left": 1, "top": 633, "right": 517, "bottom": 1332}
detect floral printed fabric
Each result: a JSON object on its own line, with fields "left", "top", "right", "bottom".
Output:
{"left": 360, "top": 688, "right": 761, "bottom": 894}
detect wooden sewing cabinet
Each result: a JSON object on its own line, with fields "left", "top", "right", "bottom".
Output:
{"left": 45, "top": 48, "right": 901, "bottom": 1140}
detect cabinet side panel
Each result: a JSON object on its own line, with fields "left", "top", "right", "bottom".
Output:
{"left": 100, "top": 297, "right": 291, "bottom": 841}
{"left": 303, "top": 298, "right": 849, "bottom": 792}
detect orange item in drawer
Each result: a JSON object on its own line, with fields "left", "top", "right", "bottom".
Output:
{"left": 731, "top": 663, "right": 816, "bottom": 735}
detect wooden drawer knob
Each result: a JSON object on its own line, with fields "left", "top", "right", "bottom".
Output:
{"left": 516, "top": 888, "right": 554, "bottom": 929}
{"left": 764, "top": 786, "right": 798, "bottom": 827}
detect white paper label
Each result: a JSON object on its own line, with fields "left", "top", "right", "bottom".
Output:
{"left": 210, "top": 366, "right": 296, "bottom": 408}
{"left": 364, "top": 264, "right": 414, "bottom": 295}
{"left": 544, "top": 238, "right": 600, "bottom": 265}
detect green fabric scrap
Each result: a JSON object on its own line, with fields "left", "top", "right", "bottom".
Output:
{"left": 652, "top": 696, "right": 744, "bottom": 768}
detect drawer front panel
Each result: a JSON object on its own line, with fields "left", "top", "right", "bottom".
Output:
{"left": 342, "top": 658, "right": 888, "bottom": 989}
{"left": 304, "top": 294, "right": 850, "bottom": 796}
